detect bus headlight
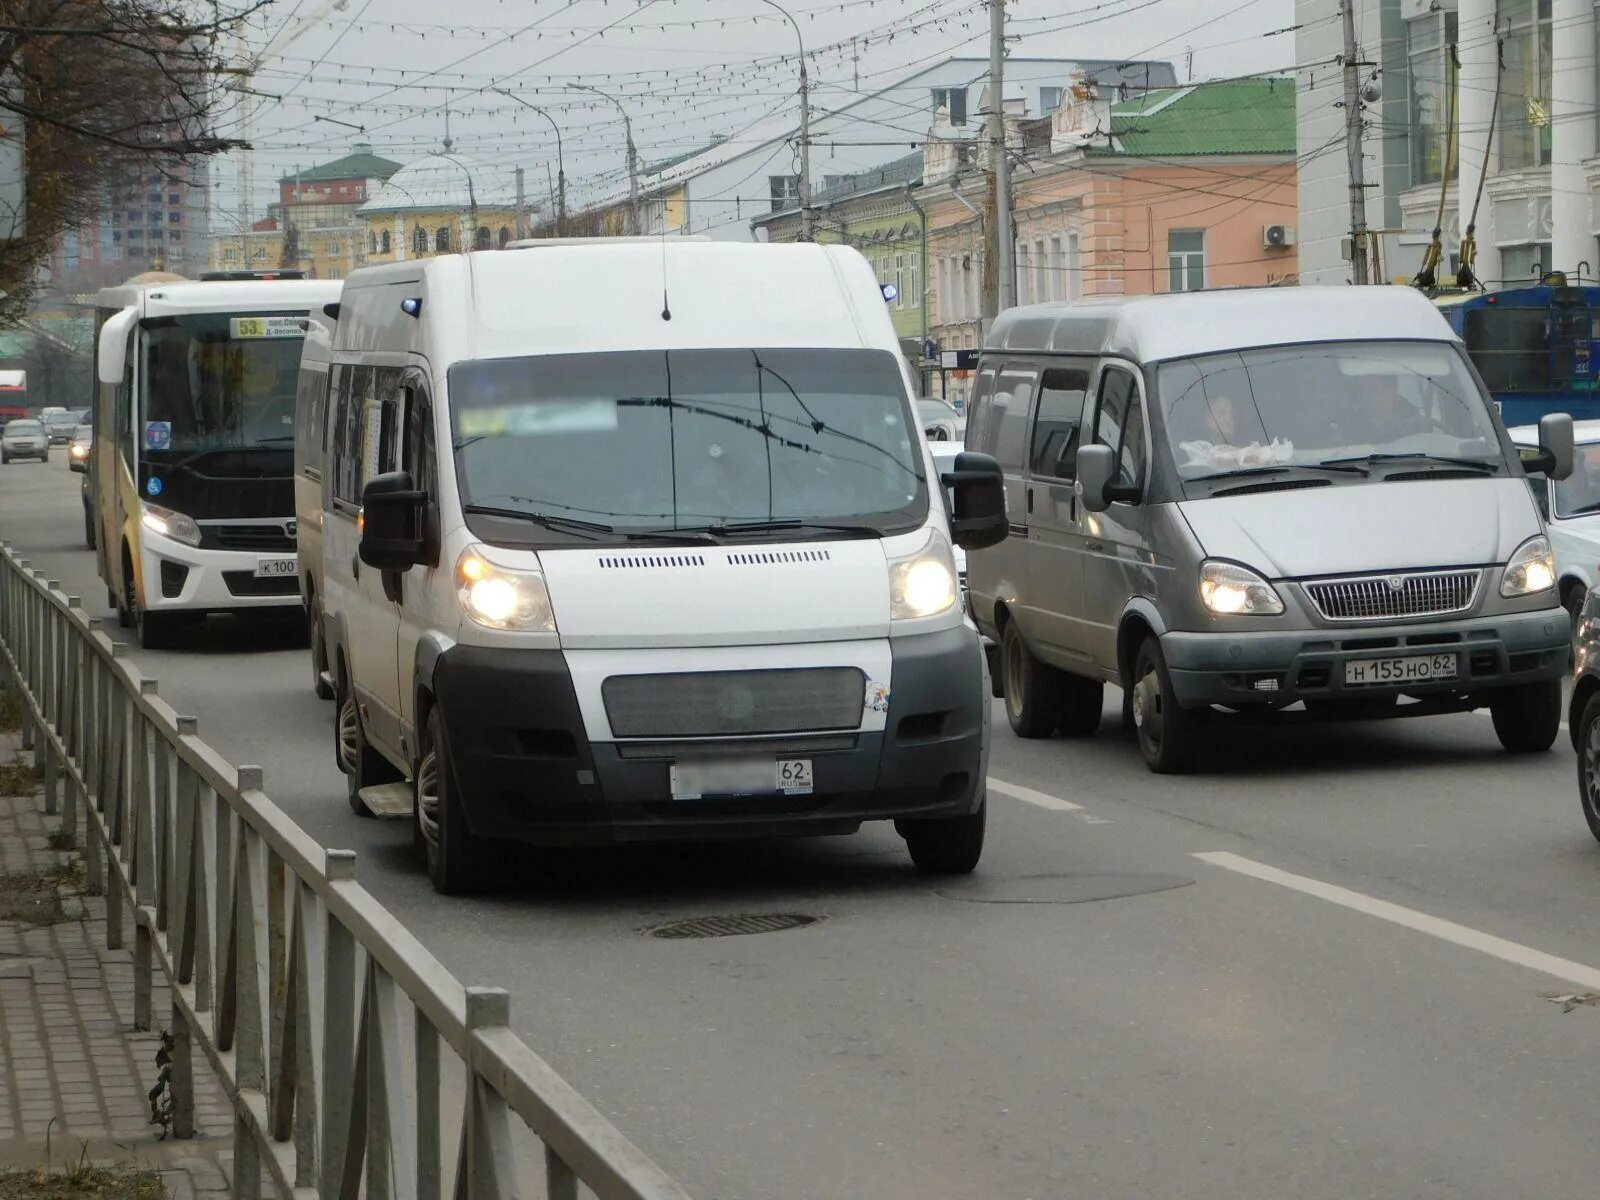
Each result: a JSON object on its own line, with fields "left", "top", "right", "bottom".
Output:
{"left": 140, "top": 503, "right": 201, "bottom": 548}
{"left": 1502, "top": 535, "right": 1556, "bottom": 597}
{"left": 889, "top": 529, "right": 958, "bottom": 619}
{"left": 456, "top": 547, "right": 555, "bottom": 631}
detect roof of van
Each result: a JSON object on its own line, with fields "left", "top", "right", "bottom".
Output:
{"left": 336, "top": 243, "right": 899, "bottom": 361}
{"left": 985, "top": 286, "right": 1458, "bottom": 363}
{"left": 96, "top": 278, "right": 342, "bottom": 317}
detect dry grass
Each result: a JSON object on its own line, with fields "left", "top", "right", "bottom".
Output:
{"left": 0, "top": 864, "right": 82, "bottom": 925}
{"left": 0, "top": 689, "right": 19, "bottom": 733}
{"left": 0, "top": 761, "right": 39, "bottom": 797}
{"left": 0, "top": 1154, "right": 163, "bottom": 1199}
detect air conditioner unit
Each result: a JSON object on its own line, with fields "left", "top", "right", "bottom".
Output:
{"left": 1263, "top": 224, "right": 1296, "bottom": 249}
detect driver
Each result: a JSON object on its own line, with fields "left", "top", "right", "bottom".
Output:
{"left": 1361, "top": 375, "right": 1425, "bottom": 443}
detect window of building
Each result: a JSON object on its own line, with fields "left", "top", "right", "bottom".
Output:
{"left": 931, "top": 86, "right": 968, "bottom": 125}
{"left": 413, "top": 226, "right": 427, "bottom": 255}
{"left": 1016, "top": 240, "right": 1030, "bottom": 304}
{"left": 895, "top": 254, "right": 905, "bottom": 309}
{"left": 169, "top": 212, "right": 181, "bottom": 223}
{"left": 1501, "top": 241, "right": 1553, "bottom": 279}
{"left": 169, "top": 230, "right": 181, "bottom": 242}
{"left": 326, "top": 243, "right": 340, "bottom": 256}
{"left": 474, "top": 226, "right": 491, "bottom": 250}
{"left": 168, "top": 192, "right": 181, "bottom": 205}
{"left": 1407, "top": 10, "right": 1458, "bottom": 186}
{"left": 380, "top": 230, "right": 391, "bottom": 255}
{"left": 1168, "top": 230, "right": 1205, "bottom": 292}
{"left": 367, "top": 231, "right": 377, "bottom": 254}
{"left": 1047, "top": 236, "right": 1064, "bottom": 302}
{"left": 435, "top": 226, "right": 450, "bottom": 252}
{"left": 909, "top": 251, "right": 919, "bottom": 312}
{"left": 498, "top": 227, "right": 510, "bottom": 248}
{"left": 768, "top": 175, "right": 800, "bottom": 212}
{"left": 1040, "top": 86, "right": 1063, "bottom": 115}
{"left": 1500, "top": 0, "right": 1553, "bottom": 170}
{"left": 1034, "top": 239, "right": 1047, "bottom": 305}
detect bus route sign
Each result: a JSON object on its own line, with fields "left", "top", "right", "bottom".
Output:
{"left": 231, "top": 315, "right": 304, "bottom": 339}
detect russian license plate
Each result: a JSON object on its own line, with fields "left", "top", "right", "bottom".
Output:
{"left": 670, "top": 758, "right": 813, "bottom": 800}
{"left": 1344, "top": 653, "right": 1457, "bottom": 686}
{"left": 254, "top": 557, "right": 299, "bottom": 578}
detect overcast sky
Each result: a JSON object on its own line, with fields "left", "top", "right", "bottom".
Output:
{"left": 211, "top": 0, "right": 1296, "bottom": 226}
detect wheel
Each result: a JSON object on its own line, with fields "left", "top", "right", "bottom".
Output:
{"left": 1000, "top": 621, "right": 1061, "bottom": 738}
{"left": 1130, "top": 636, "right": 1203, "bottom": 774}
{"left": 1490, "top": 678, "right": 1561, "bottom": 754}
{"left": 336, "top": 668, "right": 392, "bottom": 816}
{"left": 1566, "top": 584, "right": 1588, "bottom": 633}
{"left": 416, "top": 705, "right": 494, "bottom": 894}
{"left": 308, "top": 598, "right": 334, "bottom": 700}
{"left": 1056, "top": 675, "right": 1104, "bottom": 737}
{"left": 83, "top": 507, "right": 95, "bottom": 550}
{"left": 1576, "top": 694, "right": 1600, "bottom": 844}
{"left": 899, "top": 787, "right": 985, "bottom": 875}
{"left": 124, "top": 553, "right": 176, "bottom": 649}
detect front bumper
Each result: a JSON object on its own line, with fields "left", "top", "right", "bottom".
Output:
{"left": 1161, "top": 606, "right": 1570, "bottom": 708}
{"left": 139, "top": 526, "right": 301, "bottom": 613}
{"left": 431, "top": 625, "right": 989, "bottom": 846}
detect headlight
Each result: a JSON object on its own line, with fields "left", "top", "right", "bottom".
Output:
{"left": 69, "top": 443, "right": 88, "bottom": 460}
{"left": 1501, "top": 535, "right": 1556, "bottom": 597}
{"left": 889, "top": 529, "right": 958, "bottom": 620}
{"left": 140, "top": 503, "right": 201, "bottom": 547}
{"left": 456, "top": 546, "right": 555, "bottom": 631}
{"left": 1200, "top": 560, "right": 1284, "bottom": 615}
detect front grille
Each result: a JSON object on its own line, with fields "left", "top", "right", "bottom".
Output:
{"left": 222, "top": 571, "right": 299, "bottom": 597}
{"left": 603, "top": 667, "right": 865, "bottom": 738}
{"left": 1304, "top": 569, "right": 1481, "bottom": 623}
{"left": 201, "top": 523, "right": 296, "bottom": 553}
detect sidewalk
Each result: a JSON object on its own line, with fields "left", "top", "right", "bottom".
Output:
{"left": 0, "top": 728, "right": 235, "bottom": 1198}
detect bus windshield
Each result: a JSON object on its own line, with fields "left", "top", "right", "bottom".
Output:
{"left": 140, "top": 312, "right": 307, "bottom": 458}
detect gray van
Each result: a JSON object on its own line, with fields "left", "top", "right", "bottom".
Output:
{"left": 966, "top": 286, "right": 1576, "bottom": 773}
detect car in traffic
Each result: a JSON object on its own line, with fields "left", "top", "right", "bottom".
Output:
{"left": 311, "top": 240, "right": 1006, "bottom": 894}
{"left": 67, "top": 424, "right": 92, "bottom": 473}
{"left": 42, "top": 410, "right": 79, "bottom": 444}
{"left": 965, "top": 286, "right": 1575, "bottom": 773}
{"left": 1511, "top": 421, "right": 1600, "bottom": 626}
{"left": 0, "top": 419, "right": 49, "bottom": 464}
{"left": 918, "top": 397, "right": 965, "bottom": 442}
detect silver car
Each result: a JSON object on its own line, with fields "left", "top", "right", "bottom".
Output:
{"left": 0, "top": 419, "right": 48, "bottom": 464}
{"left": 965, "top": 287, "right": 1575, "bottom": 774}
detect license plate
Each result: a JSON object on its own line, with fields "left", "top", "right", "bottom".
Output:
{"left": 670, "top": 758, "right": 813, "bottom": 800}
{"left": 1344, "top": 653, "right": 1457, "bottom": 686}
{"left": 255, "top": 557, "right": 299, "bottom": 578}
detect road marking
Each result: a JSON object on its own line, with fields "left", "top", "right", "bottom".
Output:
{"left": 1194, "top": 850, "right": 1600, "bottom": 991}
{"left": 988, "top": 777, "right": 1082, "bottom": 811}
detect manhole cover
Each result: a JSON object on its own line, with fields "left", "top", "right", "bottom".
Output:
{"left": 648, "top": 913, "right": 819, "bottom": 939}
{"left": 936, "top": 873, "right": 1194, "bottom": 905}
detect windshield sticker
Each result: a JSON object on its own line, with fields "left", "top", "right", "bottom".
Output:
{"left": 230, "top": 315, "right": 304, "bottom": 340}
{"left": 865, "top": 681, "right": 890, "bottom": 713}
{"left": 144, "top": 421, "right": 172, "bottom": 451}
{"left": 145, "top": 477, "right": 163, "bottom": 497}
{"left": 458, "top": 400, "right": 619, "bottom": 439}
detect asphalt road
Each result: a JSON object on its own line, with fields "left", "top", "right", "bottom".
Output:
{"left": 6, "top": 454, "right": 1600, "bottom": 1199}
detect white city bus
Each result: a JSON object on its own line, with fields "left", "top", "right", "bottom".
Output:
{"left": 92, "top": 273, "right": 342, "bottom": 648}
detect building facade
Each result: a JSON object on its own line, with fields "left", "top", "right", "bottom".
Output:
{"left": 357, "top": 148, "right": 520, "bottom": 263}
{"left": 49, "top": 155, "right": 209, "bottom": 287}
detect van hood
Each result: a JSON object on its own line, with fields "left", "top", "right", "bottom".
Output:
{"left": 538, "top": 540, "right": 893, "bottom": 649}
{"left": 1176, "top": 477, "right": 1539, "bottom": 578}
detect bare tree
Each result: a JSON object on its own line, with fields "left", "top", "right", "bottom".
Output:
{"left": 0, "top": 0, "right": 266, "bottom": 322}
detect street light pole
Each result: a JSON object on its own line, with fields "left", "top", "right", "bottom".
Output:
{"left": 569, "top": 84, "right": 639, "bottom": 234}
{"left": 756, "top": 0, "right": 814, "bottom": 241}
{"left": 496, "top": 90, "right": 566, "bottom": 236}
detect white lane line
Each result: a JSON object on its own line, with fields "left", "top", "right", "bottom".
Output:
{"left": 1194, "top": 850, "right": 1600, "bottom": 991}
{"left": 988, "top": 778, "right": 1083, "bottom": 812}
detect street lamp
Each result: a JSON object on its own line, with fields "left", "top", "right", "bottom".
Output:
{"left": 754, "top": 0, "right": 814, "bottom": 242}
{"left": 567, "top": 83, "right": 640, "bottom": 235}
{"left": 436, "top": 151, "right": 479, "bottom": 251}
{"left": 496, "top": 89, "right": 566, "bottom": 237}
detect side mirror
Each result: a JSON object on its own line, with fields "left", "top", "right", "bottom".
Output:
{"left": 939, "top": 451, "right": 1008, "bottom": 551}
{"left": 359, "top": 471, "right": 426, "bottom": 571}
{"left": 97, "top": 308, "right": 137, "bottom": 384}
{"left": 1076, "top": 444, "right": 1115, "bottom": 512}
{"left": 1530, "top": 412, "right": 1575, "bottom": 481}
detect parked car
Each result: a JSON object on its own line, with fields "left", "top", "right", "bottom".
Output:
{"left": 43, "top": 411, "right": 79, "bottom": 444}
{"left": 918, "top": 397, "right": 965, "bottom": 442}
{"left": 1511, "top": 421, "right": 1600, "bottom": 626}
{"left": 0, "top": 420, "right": 49, "bottom": 463}
{"left": 67, "top": 424, "right": 92, "bottom": 473}
{"left": 965, "top": 286, "right": 1575, "bottom": 773}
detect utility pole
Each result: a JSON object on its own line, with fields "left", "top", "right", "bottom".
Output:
{"left": 514, "top": 168, "right": 526, "bottom": 240}
{"left": 1341, "top": 0, "right": 1371, "bottom": 285}
{"left": 757, "top": 1, "right": 814, "bottom": 241}
{"left": 568, "top": 85, "right": 637, "bottom": 234}
{"left": 984, "top": 0, "right": 1015, "bottom": 316}
{"left": 497, "top": 91, "right": 565, "bottom": 236}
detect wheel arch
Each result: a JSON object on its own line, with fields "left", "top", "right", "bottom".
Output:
{"left": 1116, "top": 599, "right": 1167, "bottom": 686}
{"left": 1571, "top": 673, "right": 1600, "bottom": 753}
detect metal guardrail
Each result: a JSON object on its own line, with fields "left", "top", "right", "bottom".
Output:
{"left": 0, "top": 543, "right": 693, "bottom": 1200}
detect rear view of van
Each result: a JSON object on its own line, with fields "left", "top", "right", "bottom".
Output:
{"left": 310, "top": 241, "right": 1007, "bottom": 893}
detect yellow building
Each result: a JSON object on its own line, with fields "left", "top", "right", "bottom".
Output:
{"left": 358, "top": 148, "right": 522, "bottom": 262}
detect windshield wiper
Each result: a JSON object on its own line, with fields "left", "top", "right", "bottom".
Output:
{"left": 462, "top": 504, "right": 614, "bottom": 539}
{"left": 704, "top": 519, "right": 882, "bottom": 538}
{"left": 1320, "top": 452, "right": 1496, "bottom": 473}
{"left": 1188, "top": 463, "right": 1367, "bottom": 484}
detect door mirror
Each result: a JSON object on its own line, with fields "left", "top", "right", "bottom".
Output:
{"left": 359, "top": 471, "right": 426, "bottom": 571}
{"left": 1076, "top": 444, "right": 1116, "bottom": 512}
{"left": 97, "top": 309, "right": 137, "bottom": 384}
{"left": 1527, "top": 412, "right": 1575, "bottom": 481}
{"left": 939, "top": 451, "right": 1008, "bottom": 550}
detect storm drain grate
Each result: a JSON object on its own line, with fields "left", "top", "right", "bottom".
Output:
{"left": 648, "top": 913, "right": 818, "bottom": 940}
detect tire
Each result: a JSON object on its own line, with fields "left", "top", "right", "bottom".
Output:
{"left": 1566, "top": 584, "right": 1588, "bottom": 633}
{"left": 1130, "top": 636, "right": 1203, "bottom": 774}
{"left": 308, "top": 598, "right": 334, "bottom": 700}
{"left": 336, "top": 667, "right": 394, "bottom": 816}
{"left": 83, "top": 507, "right": 95, "bottom": 550}
{"left": 1576, "top": 693, "right": 1600, "bottom": 844}
{"left": 416, "top": 705, "right": 494, "bottom": 894}
{"left": 1056, "top": 674, "right": 1104, "bottom": 737}
{"left": 899, "top": 787, "right": 986, "bottom": 875}
{"left": 1489, "top": 678, "right": 1562, "bottom": 754}
{"left": 123, "top": 553, "right": 177, "bottom": 650}
{"left": 1000, "top": 621, "right": 1061, "bottom": 738}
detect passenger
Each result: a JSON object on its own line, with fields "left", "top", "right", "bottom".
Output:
{"left": 1362, "top": 375, "right": 1426, "bottom": 444}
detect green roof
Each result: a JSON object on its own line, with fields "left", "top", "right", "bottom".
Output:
{"left": 280, "top": 151, "right": 403, "bottom": 185}
{"left": 1089, "top": 77, "right": 1295, "bottom": 158}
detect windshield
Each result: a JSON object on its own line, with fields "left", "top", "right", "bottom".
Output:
{"left": 1554, "top": 444, "right": 1600, "bottom": 517}
{"left": 140, "top": 311, "right": 307, "bottom": 459}
{"left": 1157, "top": 340, "right": 1503, "bottom": 482}
{"left": 44, "top": 412, "right": 77, "bottom": 429}
{"left": 448, "top": 348, "right": 926, "bottom": 541}
{"left": 4, "top": 421, "right": 41, "bottom": 436}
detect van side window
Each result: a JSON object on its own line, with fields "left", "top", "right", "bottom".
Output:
{"left": 295, "top": 367, "right": 327, "bottom": 479}
{"left": 374, "top": 367, "right": 405, "bottom": 476}
{"left": 403, "top": 378, "right": 435, "bottom": 494}
{"left": 965, "top": 367, "right": 997, "bottom": 452}
{"left": 330, "top": 364, "right": 369, "bottom": 508}
{"left": 1093, "top": 366, "right": 1147, "bottom": 487}
{"left": 990, "top": 367, "right": 1039, "bottom": 469}
{"left": 1028, "top": 366, "right": 1089, "bottom": 480}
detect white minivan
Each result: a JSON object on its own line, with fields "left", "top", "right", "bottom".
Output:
{"left": 309, "top": 242, "right": 1007, "bottom": 893}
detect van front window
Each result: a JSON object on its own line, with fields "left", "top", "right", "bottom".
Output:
{"left": 447, "top": 348, "right": 927, "bottom": 542}
{"left": 1157, "top": 341, "right": 1504, "bottom": 484}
